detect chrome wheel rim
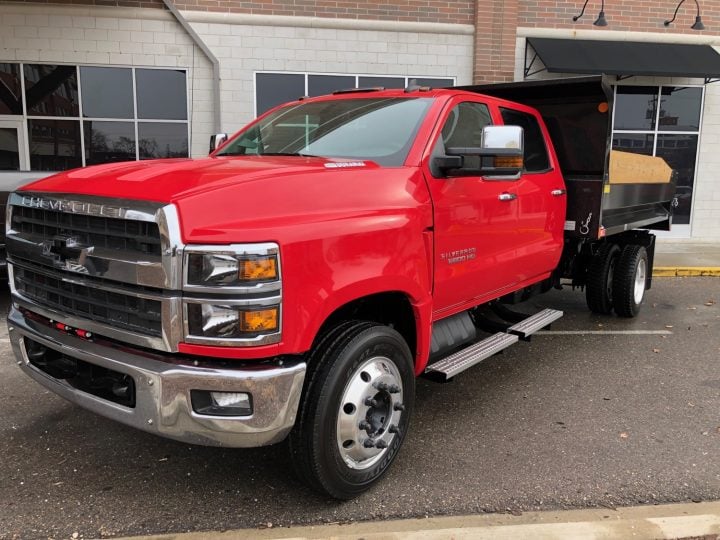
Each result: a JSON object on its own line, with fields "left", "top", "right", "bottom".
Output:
{"left": 336, "top": 356, "right": 404, "bottom": 470}
{"left": 634, "top": 258, "right": 647, "bottom": 304}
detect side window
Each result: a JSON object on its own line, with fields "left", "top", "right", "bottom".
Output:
{"left": 500, "top": 108, "right": 550, "bottom": 172}
{"left": 431, "top": 101, "right": 492, "bottom": 178}
{"left": 440, "top": 102, "right": 492, "bottom": 151}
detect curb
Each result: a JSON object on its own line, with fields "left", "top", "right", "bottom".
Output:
{"left": 653, "top": 266, "right": 720, "bottom": 277}
{"left": 115, "top": 501, "right": 720, "bottom": 540}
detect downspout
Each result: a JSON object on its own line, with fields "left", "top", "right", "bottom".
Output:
{"left": 161, "top": 0, "right": 222, "bottom": 134}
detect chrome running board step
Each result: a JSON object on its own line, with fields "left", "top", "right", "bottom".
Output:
{"left": 507, "top": 308, "right": 563, "bottom": 340}
{"left": 424, "top": 308, "right": 563, "bottom": 381}
{"left": 425, "top": 332, "right": 518, "bottom": 381}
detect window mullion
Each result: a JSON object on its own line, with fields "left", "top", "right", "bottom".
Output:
{"left": 133, "top": 68, "right": 139, "bottom": 161}
{"left": 77, "top": 66, "right": 86, "bottom": 167}
{"left": 19, "top": 62, "right": 31, "bottom": 170}
{"left": 653, "top": 85, "right": 663, "bottom": 156}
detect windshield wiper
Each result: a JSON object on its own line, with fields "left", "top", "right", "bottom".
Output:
{"left": 218, "top": 151, "right": 319, "bottom": 158}
{"left": 261, "top": 152, "right": 319, "bottom": 158}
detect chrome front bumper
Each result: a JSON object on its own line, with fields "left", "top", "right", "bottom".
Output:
{"left": 7, "top": 305, "right": 306, "bottom": 448}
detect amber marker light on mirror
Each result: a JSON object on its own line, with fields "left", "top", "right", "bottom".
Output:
{"left": 495, "top": 156, "right": 524, "bottom": 168}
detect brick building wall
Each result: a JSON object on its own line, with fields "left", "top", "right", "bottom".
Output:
{"left": 2, "top": 0, "right": 165, "bottom": 9}
{"left": 474, "top": 0, "right": 517, "bottom": 83}
{"left": 2, "top": 0, "right": 476, "bottom": 23}
{"left": 518, "top": 0, "right": 720, "bottom": 33}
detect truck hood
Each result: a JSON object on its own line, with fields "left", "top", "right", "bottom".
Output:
{"left": 19, "top": 156, "right": 381, "bottom": 203}
{"left": 18, "top": 156, "right": 430, "bottom": 245}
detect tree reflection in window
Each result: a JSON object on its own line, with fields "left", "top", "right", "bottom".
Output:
{"left": 138, "top": 123, "right": 188, "bottom": 159}
{"left": 84, "top": 121, "right": 136, "bottom": 165}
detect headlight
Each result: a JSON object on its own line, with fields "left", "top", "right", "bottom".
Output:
{"left": 186, "top": 303, "right": 279, "bottom": 339}
{"left": 184, "top": 243, "right": 280, "bottom": 289}
{"left": 182, "top": 243, "right": 282, "bottom": 346}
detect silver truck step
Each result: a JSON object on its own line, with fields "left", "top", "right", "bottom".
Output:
{"left": 507, "top": 308, "right": 563, "bottom": 339}
{"left": 425, "top": 332, "right": 518, "bottom": 380}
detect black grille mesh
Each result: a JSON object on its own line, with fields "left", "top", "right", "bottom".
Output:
{"left": 14, "top": 266, "right": 162, "bottom": 337}
{"left": 11, "top": 205, "right": 161, "bottom": 256}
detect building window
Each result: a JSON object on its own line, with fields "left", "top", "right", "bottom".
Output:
{"left": 80, "top": 66, "right": 134, "bottom": 119}
{"left": 612, "top": 85, "right": 703, "bottom": 225}
{"left": 0, "top": 62, "right": 189, "bottom": 172}
{"left": 0, "top": 63, "right": 23, "bottom": 115}
{"left": 255, "top": 72, "right": 456, "bottom": 116}
{"left": 0, "top": 127, "right": 21, "bottom": 169}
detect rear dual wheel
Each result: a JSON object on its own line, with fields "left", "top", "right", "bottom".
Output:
{"left": 612, "top": 244, "right": 649, "bottom": 318}
{"left": 586, "top": 242, "right": 621, "bottom": 315}
{"left": 586, "top": 242, "right": 648, "bottom": 318}
{"left": 289, "top": 321, "right": 414, "bottom": 499}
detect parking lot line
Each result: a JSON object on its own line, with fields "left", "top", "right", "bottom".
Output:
{"left": 537, "top": 330, "right": 673, "bottom": 335}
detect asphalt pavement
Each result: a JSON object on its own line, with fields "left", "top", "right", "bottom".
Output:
{"left": 1, "top": 277, "right": 719, "bottom": 540}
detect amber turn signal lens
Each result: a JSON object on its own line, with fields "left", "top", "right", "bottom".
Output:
{"left": 494, "top": 156, "right": 523, "bottom": 168}
{"left": 240, "top": 257, "right": 277, "bottom": 281}
{"left": 240, "top": 308, "right": 279, "bottom": 332}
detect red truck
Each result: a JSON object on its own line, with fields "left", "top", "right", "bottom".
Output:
{"left": 6, "top": 76, "right": 675, "bottom": 499}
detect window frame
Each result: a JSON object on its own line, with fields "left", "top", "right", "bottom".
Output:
{"left": 428, "top": 98, "right": 494, "bottom": 179}
{"left": 498, "top": 106, "right": 553, "bottom": 174}
{"left": 0, "top": 61, "right": 190, "bottom": 172}
{"left": 611, "top": 83, "right": 705, "bottom": 231}
{"left": 253, "top": 70, "right": 457, "bottom": 117}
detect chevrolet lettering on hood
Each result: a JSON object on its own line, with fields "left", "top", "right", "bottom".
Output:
{"left": 21, "top": 195, "right": 128, "bottom": 219}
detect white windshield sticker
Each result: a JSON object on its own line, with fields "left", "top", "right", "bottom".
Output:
{"left": 564, "top": 220, "right": 576, "bottom": 231}
{"left": 324, "top": 161, "right": 366, "bottom": 168}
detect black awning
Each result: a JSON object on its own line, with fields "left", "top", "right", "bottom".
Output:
{"left": 527, "top": 37, "right": 720, "bottom": 79}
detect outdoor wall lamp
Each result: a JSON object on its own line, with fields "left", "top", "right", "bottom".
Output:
{"left": 664, "top": 0, "right": 705, "bottom": 30}
{"left": 572, "top": 0, "right": 609, "bottom": 27}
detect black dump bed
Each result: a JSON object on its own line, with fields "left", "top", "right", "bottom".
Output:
{"left": 459, "top": 76, "right": 675, "bottom": 239}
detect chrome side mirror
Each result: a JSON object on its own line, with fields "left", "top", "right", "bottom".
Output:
{"left": 209, "top": 133, "right": 228, "bottom": 153}
{"left": 444, "top": 126, "right": 524, "bottom": 180}
{"left": 481, "top": 125, "right": 523, "bottom": 153}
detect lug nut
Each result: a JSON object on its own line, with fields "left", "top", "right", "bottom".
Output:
{"left": 363, "top": 439, "right": 375, "bottom": 448}
{"left": 374, "top": 382, "right": 389, "bottom": 391}
{"left": 359, "top": 420, "right": 371, "bottom": 431}
{"left": 375, "top": 439, "right": 388, "bottom": 449}
{"left": 389, "top": 424, "right": 400, "bottom": 434}
{"left": 365, "top": 397, "right": 379, "bottom": 407}
{"left": 393, "top": 402, "right": 405, "bottom": 411}
{"left": 389, "top": 384, "right": 401, "bottom": 394}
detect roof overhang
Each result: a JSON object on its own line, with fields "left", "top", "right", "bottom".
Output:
{"left": 526, "top": 37, "right": 720, "bottom": 82}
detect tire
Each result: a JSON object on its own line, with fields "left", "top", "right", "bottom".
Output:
{"left": 612, "top": 244, "right": 649, "bottom": 318}
{"left": 289, "top": 321, "right": 415, "bottom": 499}
{"left": 586, "top": 242, "right": 621, "bottom": 315}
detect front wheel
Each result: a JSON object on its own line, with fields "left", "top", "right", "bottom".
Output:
{"left": 612, "top": 244, "right": 649, "bottom": 318}
{"left": 289, "top": 322, "right": 415, "bottom": 499}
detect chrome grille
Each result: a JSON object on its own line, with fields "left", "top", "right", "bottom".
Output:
{"left": 14, "top": 265, "right": 162, "bottom": 337}
{"left": 10, "top": 205, "right": 161, "bottom": 256}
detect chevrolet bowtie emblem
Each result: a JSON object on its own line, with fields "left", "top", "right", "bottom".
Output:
{"left": 43, "top": 236, "right": 94, "bottom": 273}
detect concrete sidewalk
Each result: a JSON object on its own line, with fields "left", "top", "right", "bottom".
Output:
{"left": 654, "top": 242, "right": 720, "bottom": 276}
{"left": 117, "top": 501, "right": 720, "bottom": 540}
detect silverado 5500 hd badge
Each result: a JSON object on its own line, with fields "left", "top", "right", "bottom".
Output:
{"left": 441, "top": 247, "right": 477, "bottom": 265}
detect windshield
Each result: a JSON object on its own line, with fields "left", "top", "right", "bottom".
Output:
{"left": 217, "top": 97, "right": 433, "bottom": 166}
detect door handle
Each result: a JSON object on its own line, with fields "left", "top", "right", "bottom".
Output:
{"left": 498, "top": 193, "right": 517, "bottom": 202}
{"left": 551, "top": 189, "right": 566, "bottom": 197}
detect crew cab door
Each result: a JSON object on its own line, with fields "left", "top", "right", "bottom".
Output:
{"left": 423, "top": 98, "right": 521, "bottom": 316}
{"left": 498, "top": 106, "right": 565, "bottom": 282}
